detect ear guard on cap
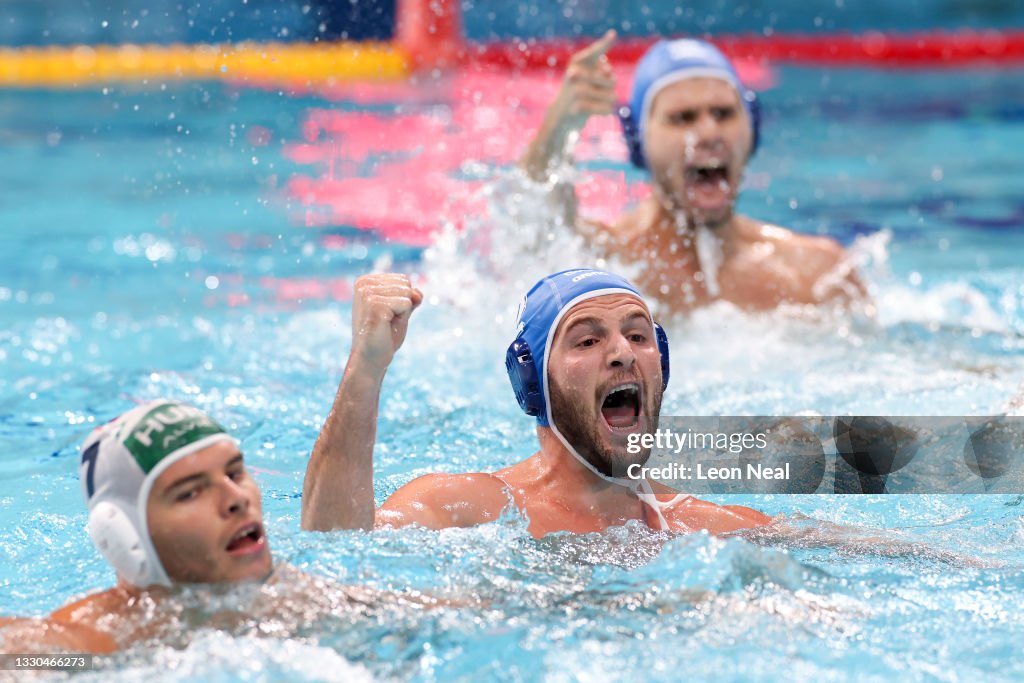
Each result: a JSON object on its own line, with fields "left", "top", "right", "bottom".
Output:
{"left": 506, "top": 338, "right": 544, "bottom": 418}
{"left": 655, "top": 322, "right": 670, "bottom": 388}
{"left": 745, "top": 89, "right": 761, "bottom": 154}
{"left": 619, "top": 105, "right": 647, "bottom": 169}
{"left": 80, "top": 429, "right": 162, "bottom": 587}
{"left": 506, "top": 323, "right": 671, "bottom": 418}
{"left": 87, "top": 500, "right": 157, "bottom": 588}
{"left": 618, "top": 88, "right": 761, "bottom": 170}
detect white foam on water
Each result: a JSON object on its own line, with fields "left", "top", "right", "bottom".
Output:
{"left": 423, "top": 167, "right": 641, "bottom": 315}
{"left": 418, "top": 175, "right": 1024, "bottom": 416}
{"left": 86, "top": 631, "right": 373, "bottom": 683}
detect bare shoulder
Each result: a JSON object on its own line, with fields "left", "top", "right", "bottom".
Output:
{"left": 790, "top": 231, "right": 846, "bottom": 266}
{"left": 583, "top": 197, "right": 658, "bottom": 250}
{"left": 50, "top": 588, "right": 127, "bottom": 624}
{"left": 622, "top": 197, "right": 661, "bottom": 235}
{"left": 735, "top": 218, "right": 850, "bottom": 282}
{"left": 377, "top": 472, "right": 512, "bottom": 530}
{"left": 645, "top": 483, "right": 772, "bottom": 533}
{"left": 665, "top": 496, "right": 773, "bottom": 534}
{"left": 2, "top": 602, "right": 119, "bottom": 653}
{"left": 753, "top": 220, "right": 845, "bottom": 266}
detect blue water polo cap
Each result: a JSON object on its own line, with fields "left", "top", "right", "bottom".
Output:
{"left": 505, "top": 269, "right": 670, "bottom": 427}
{"left": 620, "top": 38, "right": 761, "bottom": 169}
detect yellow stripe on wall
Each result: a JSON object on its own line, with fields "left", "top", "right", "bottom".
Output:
{"left": 0, "top": 42, "right": 409, "bottom": 86}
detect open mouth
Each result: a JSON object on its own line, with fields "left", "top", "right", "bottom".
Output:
{"left": 225, "top": 522, "right": 265, "bottom": 555}
{"left": 685, "top": 162, "right": 730, "bottom": 188}
{"left": 601, "top": 383, "right": 641, "bottom": 430}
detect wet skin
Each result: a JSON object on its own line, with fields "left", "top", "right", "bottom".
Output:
{"left": 371, "top": 294, "right": 772, "bottom": 537}
{"left": 1, "top": 443, "right": 273, "bottom": 654}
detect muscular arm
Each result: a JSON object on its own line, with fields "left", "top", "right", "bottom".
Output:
{"left": 723, "top": 504, "right": 774, "bottom": 526}
{"left": 303, "top": 358, "right": 387, "bottom": 531}
{"left": 302, "top": 274, "right": 422, "bottom": 532}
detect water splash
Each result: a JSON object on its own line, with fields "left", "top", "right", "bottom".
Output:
{"left": 94, "top": 631, "right": 372, "bottom": 683}
{"left": 423, "top": 167, "right": 608, "bottom": 312}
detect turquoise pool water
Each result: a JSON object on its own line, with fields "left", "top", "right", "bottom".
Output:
{"left": 2, "top": 64, "right": 1024, "bottom": 681}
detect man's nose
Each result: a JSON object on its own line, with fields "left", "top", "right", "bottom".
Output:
{"left": 222, "top": 478, "right": 251, "bottom": 516}
{"left": 693, "top": 111, "right": 723, "bottom": 143}
{"left": 607, "top": 333, "right": 636, "bottom": 369}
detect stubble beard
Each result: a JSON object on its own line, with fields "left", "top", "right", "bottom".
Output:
{"left": 548, "top": 376, "right": 663, "bottom": 479}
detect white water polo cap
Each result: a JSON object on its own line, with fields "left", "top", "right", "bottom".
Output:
{"left": 79, "top": 399, "right": 236, "bottom": 587}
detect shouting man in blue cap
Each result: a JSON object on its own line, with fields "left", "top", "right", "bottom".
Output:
{"left": 520, "top": 32, "right": 867, "bottom": 313}
{"left": 302, "top": 271, "right": 770, "bottom": 536}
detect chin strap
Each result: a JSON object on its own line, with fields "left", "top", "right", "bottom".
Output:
{"left": 694, "top": 225, "right": 723, "bottom": 298}
{"left": 635, "top": 478, "right": 691, "bottom": 532}
{"left": 547, "top": 424, "right": 691, "bottom": 531}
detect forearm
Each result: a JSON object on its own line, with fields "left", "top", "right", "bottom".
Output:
{"left": 513, "top": 130, "right": 585, "bottom": 238}
{"left": 520, "top": 30, "right": 617, "bottom": 180}
{"left": 737, "top": 517, "right": 993, "bottom": 567}
{"left": 519, "top": 100, "right": 582, "bottom": 181}
{"left": 302, "top": 359, "right": 385, "bottom": 531}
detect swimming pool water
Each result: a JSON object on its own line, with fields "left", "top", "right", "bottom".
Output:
{"left": 2, "top": 63, "right": 1024, "bottom": 681}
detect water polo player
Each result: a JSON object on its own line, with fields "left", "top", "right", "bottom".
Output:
{"left": 519, "top": 32, "right": 868, "bottom": 313}
{"left": 302, "top": 270, "right": 771, "bottom": 536}
{"left": 0, "top": 401, "right": 273, "bottom": 653}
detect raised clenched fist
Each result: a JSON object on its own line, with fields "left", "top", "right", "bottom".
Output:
{"left": 350, "top": 273, "right": 423, "bottom": 374}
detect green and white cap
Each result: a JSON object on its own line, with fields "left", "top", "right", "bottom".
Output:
{"left": 79, "top": 399, "right": 235, "bottom": 587}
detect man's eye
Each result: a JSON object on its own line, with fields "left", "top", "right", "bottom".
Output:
{"left": 668, "top": 111, "right": 697, "bottom": 125}
{"left": 579, "top": 338, "right": 597, "bottom": 347}
{"left": 176, "top": 488, "right": 200, "bottom": 502}
{"left": 712, "top": 107, "right": 736, "bottom": 121}
{"left": 629, "top": 334, "right": 647, "bottom": 343}
{"left": 228, "top": 469, "right": 246, "bottom": 482}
